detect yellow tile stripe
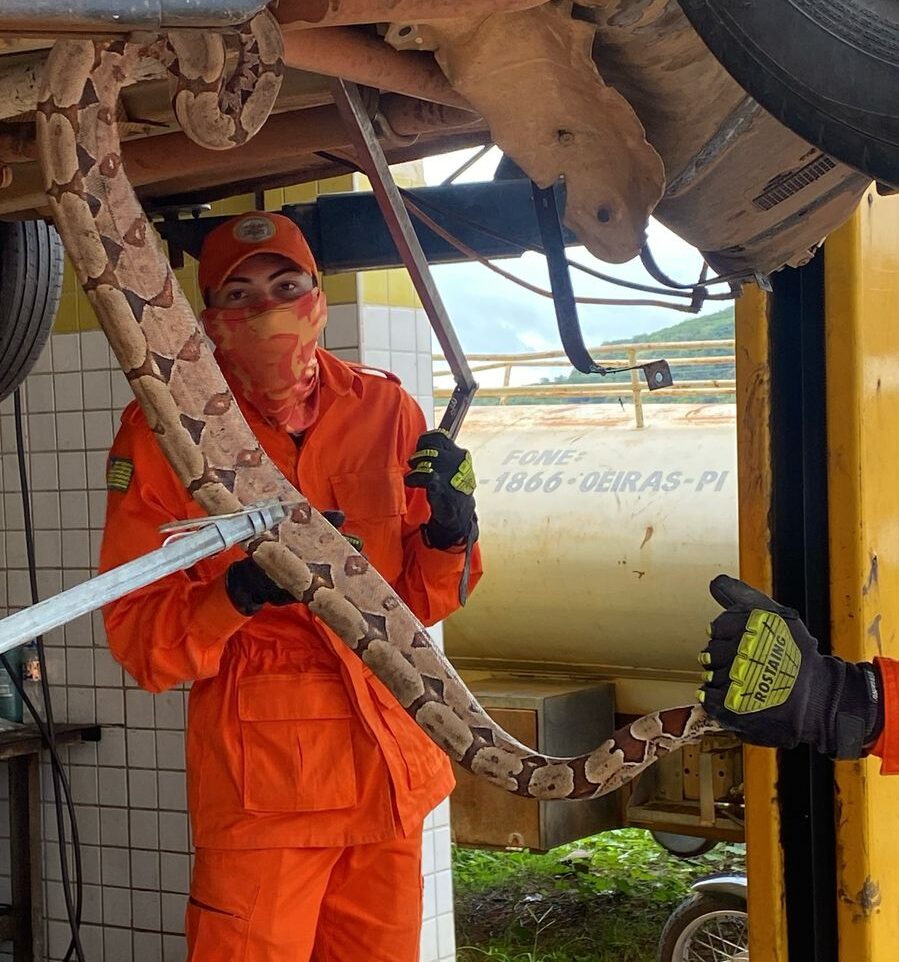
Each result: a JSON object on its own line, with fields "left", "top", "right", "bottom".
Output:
{"left": 357, "top": 161, "right": 424, "bottom": 310}
{"left": 52, "top": 172, "right": 363, "bottom": 335}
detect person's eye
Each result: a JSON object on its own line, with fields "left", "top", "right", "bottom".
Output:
{"left": 226, "top": 289, "right": 247, "bottom": 302}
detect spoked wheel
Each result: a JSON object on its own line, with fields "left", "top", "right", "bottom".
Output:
{"left": 659, "top": 892, "right": 748, "bottom": 962}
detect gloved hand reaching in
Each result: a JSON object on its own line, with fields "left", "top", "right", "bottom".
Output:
{"left": 698, "top": 574, "right": 883, "bottom": 758}
{"left": 225, "top": 510, "right": 362, "bottom": 615}
{"left": 405, "top": 429, "right": 478, "bottom": 549}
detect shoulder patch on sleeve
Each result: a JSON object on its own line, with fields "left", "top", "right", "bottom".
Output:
{"left": 348, "top": 363, "right": 401, "bottom": 384}
{"left": 106, "top": 456, "right": 134, "bottom": 492}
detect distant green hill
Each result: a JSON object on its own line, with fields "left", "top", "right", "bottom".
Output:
{"left": 472, "top": 305, "right": 736, "bottom": 405}
{"left": 612, "top": 306, "right": 735, "bottom": 345}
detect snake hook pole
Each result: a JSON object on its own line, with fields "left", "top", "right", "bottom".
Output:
{"left": 329, "top": 77, "right": 478, "bottom": 441}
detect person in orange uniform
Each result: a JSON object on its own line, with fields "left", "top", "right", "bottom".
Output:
{"left": 99, "top": 211, "right": 482, "bottom": 962}
{"left": 698, "top": 575, "right": 899, "bottom": 770}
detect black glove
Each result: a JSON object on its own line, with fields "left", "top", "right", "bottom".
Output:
{"left": 225, "top": 510, "right": 362, "bottom": 615}
{"left": 225, "top": 557, "right": 294, "bottom": 615}
{"left": 698, "top": 575, "right": 883, "bottom": 758}
{"left": 405, "top": 429, "right": 478, "bottom": 549}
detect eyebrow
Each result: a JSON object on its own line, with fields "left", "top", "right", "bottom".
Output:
{"left": 222, "top": 267, "right": 305, "bottom": 286}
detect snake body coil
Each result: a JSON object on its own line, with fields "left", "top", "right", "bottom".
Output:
{"left": 35, "top": 17, "right": 719, "bottom": 802}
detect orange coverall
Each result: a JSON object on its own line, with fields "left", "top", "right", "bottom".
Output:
{"left": 100, "top": 348, "right": 482, "bottom": 961}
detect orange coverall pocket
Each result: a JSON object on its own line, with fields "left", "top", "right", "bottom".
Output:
{"left": 331, "top": 468, "right": 407, "bottom": 520}
{"left": 186, "top": 849, "right": 258, "bottom": 961}
{"left": 237, "top": 673, "right": 359, "bottom": 813}
{"left": 331, "top": 468, "right": 406, "bottom": 578}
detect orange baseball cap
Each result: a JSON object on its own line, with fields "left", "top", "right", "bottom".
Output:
{"left": 198, "top": 211, "right": 318, "bottom": 296}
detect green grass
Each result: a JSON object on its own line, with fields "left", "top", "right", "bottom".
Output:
{"left": 453, "top": 829, "right": 746, "bottom": 962}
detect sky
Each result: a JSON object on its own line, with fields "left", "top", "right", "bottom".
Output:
{"left": 418, "top": 147, "right": 735, "bottom": 387}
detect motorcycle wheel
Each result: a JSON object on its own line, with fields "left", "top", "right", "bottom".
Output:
{"left": 658, "top": 891, "right": 748, "bottom": 962}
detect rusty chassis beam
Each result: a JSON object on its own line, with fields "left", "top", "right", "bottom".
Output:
{"left": 0, "top": 0, "right": 271, "bottom": 33}
{"left": 276, "top": 0, "right": 546, "bottom": 28}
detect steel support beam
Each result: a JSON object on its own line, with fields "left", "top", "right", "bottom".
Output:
{"left": 155, "top": 179, "right": 579, "bottom": 277}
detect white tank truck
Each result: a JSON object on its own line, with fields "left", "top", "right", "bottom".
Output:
{"left": 437, "top": 344, "right": 743, "bottom": 855}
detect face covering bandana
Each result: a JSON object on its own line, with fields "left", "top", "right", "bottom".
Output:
{"left": 201, "top": 288, "right": 328, "bottom": 433}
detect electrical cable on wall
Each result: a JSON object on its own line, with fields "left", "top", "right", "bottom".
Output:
{"left": 0, "top": 389, "right": 87, "bottom": 962}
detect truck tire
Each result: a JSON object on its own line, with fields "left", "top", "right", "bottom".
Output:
{"left": 677, "top": 0, "right": 899, "bottom": 188}
{"left": 651, "top": 831, "right": 718, "bottom": 860}
{"left": 0, "top": 219, "right": 65, "bottom": 402}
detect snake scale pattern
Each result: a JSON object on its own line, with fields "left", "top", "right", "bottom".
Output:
{"left": 35, "top": 13, "right": 719, "bottom": 802}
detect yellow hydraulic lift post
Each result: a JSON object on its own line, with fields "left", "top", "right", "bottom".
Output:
{"left": 735, "top": 285, "right": 789, "bottom": 962}
{"left": 825, "top": 189, "right": 899, "bottom": 961}
{"left": 750, "top": 216, "right": 840, "bottom": 962}
{"left": 737, "top": 190, "right": 899, "bottom": 962}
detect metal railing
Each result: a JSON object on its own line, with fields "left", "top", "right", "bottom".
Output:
{"left": 434, "top": 339, "right": 736, "bottom": 428}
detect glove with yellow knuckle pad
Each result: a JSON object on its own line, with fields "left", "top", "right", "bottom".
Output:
{"left": 405, "top": 428, "right": 478, "bottom": 550}
{"left": 698, "top": 574, "right": 883, "bottom": 759}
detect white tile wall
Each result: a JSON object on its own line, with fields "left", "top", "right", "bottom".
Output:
{"left": 0, "top": 334, "right": 192, "bottom": 962}
{"left": 322, "top": 302, "right": 360, "bottom": 353}
{"left": 360, "top": 304, "right": 438, "bottom": 428}
{"left": 360, "top": 305, "right": 390, "bottom": 354}
{"left": 0, "top": 302, "right": 454, "bottom": 962}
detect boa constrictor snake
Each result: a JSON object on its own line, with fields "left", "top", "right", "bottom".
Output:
{"left": 35, "top": 12, "right": 720, "bottom": 802}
